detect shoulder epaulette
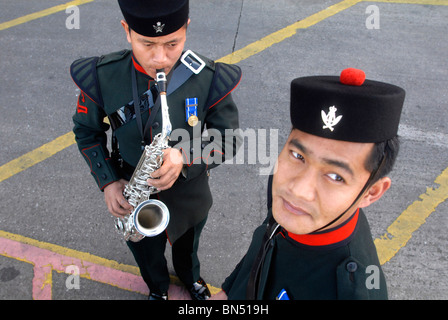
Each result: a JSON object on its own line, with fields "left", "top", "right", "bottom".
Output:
{"left": 70, "top": 56, "right": 102, "bottom": 106}
{"left": 70, "top": 50, "right": 130, "bottom": 107}
{"left": 205, "top": 62, "right": 242, "bottom": 110}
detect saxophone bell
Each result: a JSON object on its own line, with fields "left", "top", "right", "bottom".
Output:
{"left": 133, "top": 199, "right": 170, "bottom": 238}
{"left": 114, "top": 198, "right": 170, "bottom": 242}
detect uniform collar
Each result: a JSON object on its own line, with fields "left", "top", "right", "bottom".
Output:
{"left": 131, "top": 53, "right": 152, "bottom": 77}
{"left": 285, "top": 208, "right": 359, "bottom": 247}
{"left": 131, "top": 52, "right": 181, "bottom": 80}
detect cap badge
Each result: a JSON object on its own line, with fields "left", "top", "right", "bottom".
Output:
{"left": 153, "top": 22, "right": 165, "bottom": 33}
{"left": 321, "top": 106, "right": 342, "bottom": 132}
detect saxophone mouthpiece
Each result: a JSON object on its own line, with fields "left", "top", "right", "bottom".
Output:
{"left": 156, "top": 69, "right": 167, "bottom": 93}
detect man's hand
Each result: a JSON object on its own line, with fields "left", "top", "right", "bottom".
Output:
{"left": 147, "top": 147, "right": 184, "bottom": 191}
{"left": 104, "top": 179, "right": 133, "bottom": 217}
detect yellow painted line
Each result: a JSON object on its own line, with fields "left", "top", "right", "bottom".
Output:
{"left": 0, "top": 230, "right": 220, "bottom": 296}
{"left": 218, "top": 0, "right": 448, "bottom": 65}
{"left": 0, "top": 0, "right": 94, "bottom": 31}
{"left": 0, "top": 131, "right": 76, "bottom": 183}
{"left": 0, "top": 230, "right": 139, "bottom": 276}
{"left": 375, "top": 166, "right": 448, "bottom": 265}
{"left": 218, "top": 0, "right": 363, "bottom": 64}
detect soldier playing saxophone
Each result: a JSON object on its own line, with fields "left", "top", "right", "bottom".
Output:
{"left": 70, "top": 0, "right": 242, "bottom": 300}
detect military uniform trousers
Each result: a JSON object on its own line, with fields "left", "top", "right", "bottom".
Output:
{"left": 127, "top": 216, "right": 207, "bottom": 295}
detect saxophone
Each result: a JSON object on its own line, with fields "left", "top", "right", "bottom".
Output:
{"left": 114, "top": 69, "right": 172, "bottom": 242}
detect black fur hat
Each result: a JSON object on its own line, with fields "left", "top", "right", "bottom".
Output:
{"left": 118, "top": 0, "right": 189, "bottom": 37}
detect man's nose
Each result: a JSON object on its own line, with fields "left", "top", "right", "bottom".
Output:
{"left": 152, "top": 46, "right": 168, "bottom": 65}
{"left": 288, "top": 169, "right": 317, "bottom": 203}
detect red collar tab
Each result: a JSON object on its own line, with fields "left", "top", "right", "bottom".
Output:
{"left": 286, "top": 208, "right": 359, "bottom": 247}
{"left": 131, "top": 54, "right": 150, "bottom": 76}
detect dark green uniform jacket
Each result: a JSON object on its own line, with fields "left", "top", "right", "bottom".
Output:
{"left": 222, "top": 208, "right": 388, "bottom": 300}
{"left": 71, "top": 49, "right": 242, "bottom": 243}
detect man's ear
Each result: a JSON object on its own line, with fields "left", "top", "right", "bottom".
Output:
{"left": 120, "top": 19, "right": 131, "bottom": 43}
{"left": 358, "top": 177, "right": 391, "bottom": 208}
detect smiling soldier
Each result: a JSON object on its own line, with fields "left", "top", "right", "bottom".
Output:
{"left": 212, "top": 68, "right": 405, "bottom": 300}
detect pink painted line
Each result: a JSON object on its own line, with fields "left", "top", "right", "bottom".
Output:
{"left": 0, "top": 236, "right": 148, "bottom": 299}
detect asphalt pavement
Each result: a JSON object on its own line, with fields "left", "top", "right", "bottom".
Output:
{"left": 0, "top": 0, "right": 447, "bottom": 301}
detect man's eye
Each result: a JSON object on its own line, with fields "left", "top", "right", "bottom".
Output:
{"left": 291, "top": 151, "right": 304, "bottom": 161}
{"left": 327, "top": 173, "right": 344, "bottom": 183}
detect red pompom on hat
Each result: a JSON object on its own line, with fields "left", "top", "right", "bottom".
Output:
{"left": 340, "top": 68, "right": 366, "bottom": 86}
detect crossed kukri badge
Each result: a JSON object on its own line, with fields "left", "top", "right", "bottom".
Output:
{"left": 321, "top": 106, "right": 343, "bottom": 131}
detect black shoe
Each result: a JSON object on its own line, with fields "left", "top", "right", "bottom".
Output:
{"left": 188, "top": 277, "right": 211, "bottom": 300}
{"left": 149, "top": 292, "right": 168, "bottom": 300}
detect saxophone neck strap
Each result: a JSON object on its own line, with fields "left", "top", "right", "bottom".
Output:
{"left": 132, "top": 64, "right": 155, "bottom": 149}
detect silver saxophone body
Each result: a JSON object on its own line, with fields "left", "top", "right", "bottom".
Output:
{"left": 114, "top": 69, "right": 172, "bottom": 242}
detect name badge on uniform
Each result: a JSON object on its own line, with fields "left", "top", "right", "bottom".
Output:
{"left": 185, "top": 97, "right": 199, "bottom": 127}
